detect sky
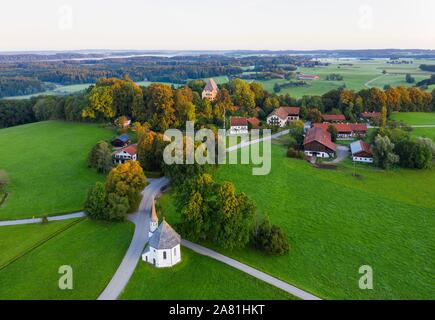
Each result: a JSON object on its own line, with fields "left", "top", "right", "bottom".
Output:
{"left": 1, "top": 0, "right": 434, "bottom": 51}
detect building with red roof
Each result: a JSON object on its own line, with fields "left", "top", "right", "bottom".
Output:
{"left": 266, "top": 106, "right": 300, "bottom": 127}
{"left": 350, "top": 140, "right": 373, "bottom": 163}
{"left": 360, "top": 111, "right": 381, "bottom": 120}
{"left": 229, "top": 117, "right": 248, "bottom": 135}
{"left": 313, "top": 122, "right": 368, "bottom": 139}
{"left": 321, "top": 114, "right": 346, "bottom": 122}
{"left": 247, "top": 117, "right": 261, "bottom": 129}
{"left": 113, "top": 143, "right": 138, "bottom": 164}
{"left": 304, "top": 127, "right": 336, "bottom": 158}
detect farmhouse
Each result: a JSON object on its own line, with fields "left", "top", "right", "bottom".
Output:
{"left": 297, "top": 74, "right": 320, "bottom": 80}
{"left": 229, "top": 117, "right": 249, "bottom": 135}
{"left": 247, "top": 117, "right": 261, "bottom": 129}
{"left": 113, "top": 144, "right": 137, "bottom": 164}
{"left": 304, "top": 127, "right": 337, "bottom": 158}
{"left": 350, "top": 140, "right": 373, "bottom": 163}
{"left": 266, "top": 107, "right": 300, "bottom": 127}
{"left": 111, "top": 134, "right": 130, "bottom": 147}
{"left": 202, "top": 78, "right": 219, "bottom": 101}
{"left": 322, "top": 114, "right": 346, "bottom": 122}
{"left": 313, "top": 123, "right": 368, "bottom": 139}
{"left": 142, "top": 217, "right": 182, "bottom": 268}
{"left": 360, "top": 111, "right": 381, "bottom": 121}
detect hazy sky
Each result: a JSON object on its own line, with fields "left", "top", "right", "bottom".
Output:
{"left": 1, "top": 0, "right": 434, "bottom": 51}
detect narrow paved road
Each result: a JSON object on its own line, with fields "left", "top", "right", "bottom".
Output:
{"left": 226, "top": 129, "right": 289, "bottom": 152}
{"left": 98, "top": 177, "right": 169, "bottom": 300}
{"left": 182, "top": 240, "right": 321, "bottom": 300}
{"left": 0, "top": 212, "right": 85, "bottom": 227}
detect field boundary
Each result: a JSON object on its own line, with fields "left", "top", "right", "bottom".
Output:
{"left": 0, "top": 218, "right": 84, "bottom": 271}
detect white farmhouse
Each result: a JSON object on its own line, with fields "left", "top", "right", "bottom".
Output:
{"left": 142, "top": 200, "right": 181, "bottom": 268}
{"left": 113, "top": 144, "right": 137, "bottom": 165}
{"left": 202, "top": 78, "right": 219, "bottom": 101}
{"left": 229, "top": 117, "right": 248, "bottom": 135}
{"left": 266, "top": 107, "right": 300, "bottom": 127}
{"left": 350, "top": 140, "right": 373, "bottom": 163}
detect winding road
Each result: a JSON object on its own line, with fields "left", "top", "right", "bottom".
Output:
{"left": 98, "top": 177, "right": 168, "bottom": 300}
{"left": 1, "top": 131, "right": 322, "bottom": 300}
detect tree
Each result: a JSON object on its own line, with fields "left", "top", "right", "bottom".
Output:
{"left": 273, "top": 83, "right": 281, "bottom": 93}
{"left": 327, "top": 124, "right": 338, "bottom": 142}
{"left": 87, "top": 141, "right": 113, "bottom": 173}
{"left": 105, "top": 161, "right": 147, "bottom": 212}
{"left": 380, "top": 104, "right": 387, "bottom": 128}
{"left": 405, "top": 73, "right": 415, "bottom": 84}
{"left": 372, "top": 135, "right": 399, "bottom": 169}
{"left": 229, "top": 79, "right": 256, "bottom": 115}
{"left": 288, "top": 120, "right": 305, "bottom": 149}
{"left": 395, "top": 139, "right": 432, "bottom": 169}
{"left": 105, "top": 192, "right": 130, "bottom": 221}
{"left": 146, "top": 83, "right": 176, "bottom": 132}
{"left": 137, "top": 131, "right": 166, "bottom": 172}
{"left": 211, "top": 182, "right": 255, "bottom": 249}
{"left": 252, "top": 216, "right": 289, "bottom": 255}
{"left": 84, "top": 182, "right": 107, "bottom": 220}
{"left": 82, "top": 86, "right": 115, "bottom": 120}
{"left": 306, "top": 108, "right": 322, "bottom": 123}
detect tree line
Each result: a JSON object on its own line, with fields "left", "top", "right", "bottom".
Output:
{"left": 0, "top": 77, "right": 55, "bottom": 98}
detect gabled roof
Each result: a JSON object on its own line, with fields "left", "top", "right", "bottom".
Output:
{"left": 322, "top": 114, "right": 346, "bottom": 122}
{"left": 230, "top": 117, "right": 248, "bottom": 126}
{"left": 247, "top": 117, "right": 260, "bottom": 128}
{"left": 113, "top": 134, "right": 130, "bottom": 142}
{"left": 313, "top": 123, "right": 367, "bottom": 133}
{"left": 350, "top": 140, "right": 372, "bottom": 156}
{"left": 361, "top": 111, "right": 381, "bottom": 118}
{"left": 268, "top": 106, "right": 300, "bottom": 119}
{"left": 304, "top": 127, "right": 337, "bottom": 152}
{"left": 203, "top": 78, "right": 218, "bottom": 92}
{"left": 148, "top": 220, "right": 181, "bottom": 250}
{"left": 116, "top": 143, "right": 137, "bottom": 156}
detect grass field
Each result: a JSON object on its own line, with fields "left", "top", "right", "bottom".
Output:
{"left": 121, "top": 247, "right": 295, "bottom": 300}
{"left": 0, "top": 219, "right": 133, "bottom": 299}
{"left": 0, "top": 219, "right": 77, "bottom": 267}
{"left": 160, "top": 143, "right": 435, "bottom": 299}
{"left": 0, "top": 121, "right": 115, "bottom": 220}
{"left": 391, "top": 112, "right": 435, "bottom": 125}
{"left": 257, "top": 59, "right": 435, "bottom": 98}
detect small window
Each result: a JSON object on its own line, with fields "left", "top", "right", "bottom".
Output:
{"left": 163, "top": 251, "right": 167, "bottom": 260}
{"left": 174, "top": 248, "right": 177, "bottom": 256}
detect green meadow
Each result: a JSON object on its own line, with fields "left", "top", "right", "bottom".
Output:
{"left": 160, "top": 142, "right": 435, "bottom": 299}
{"left": 0, "top": 219, "right": 134, "bottom": 299}
{"left": 121, "top": 247, "right": 295, "bottom": 300}
{"left": 256, "top": 59, "right": 434, "bottom": 98}
{"left": 391, "top": 112, "right": 435, "bottom": 125}
{"left": 0, "top": 121, "right": 115, "bottom": 220}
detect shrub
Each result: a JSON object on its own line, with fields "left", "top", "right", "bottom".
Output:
{"left": 252, "top": 217, "right": 289, "bottom": 255}
{"left": 87, "top": 140, "right": 113, "bottom": 173}
{"left": 395, "top": 139, "right": 432, "bottom": 169}
{"left": 287, "top": 147, "right": 305, "bottom": 159}
{"left": 84, "top": 182, "right": 107, "bottom": 220}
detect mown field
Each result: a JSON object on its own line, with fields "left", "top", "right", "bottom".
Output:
{"left": 256, "top": 59, "right": 434, "bottom": 98}
{"left": 391, "top": 112, "right": 435, "bottom": 125}
{"left": 121, "top": 247, "right": 294, "bottom": 300}
{"left": 0, "top": 219, "right": 134, "bottom": 299}
{"left": 160, "top": 142, "right": 435, "bottom": 299}
{"left": 0, "top": 121, "right": 115, "bottom": 220}
{"left": 390, "top": 112, "right": 435, "bottom": 140}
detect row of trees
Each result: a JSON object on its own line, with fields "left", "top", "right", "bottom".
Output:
{"left": 0, "top": 77, "right": 55, "bottom": 98}
{"left": 2, "top": 77, "right": 435, "bottom": 131}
